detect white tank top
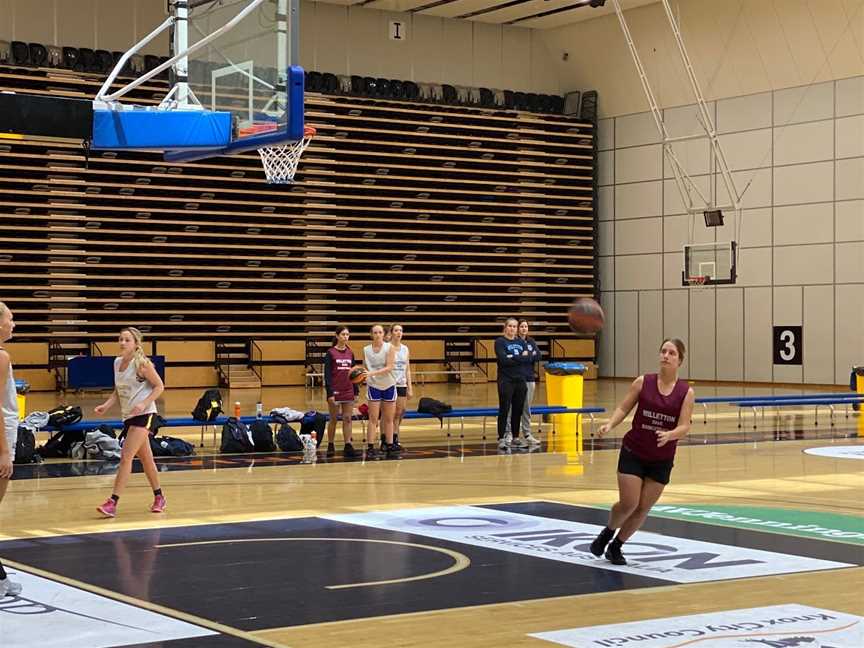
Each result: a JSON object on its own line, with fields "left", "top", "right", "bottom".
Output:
{"left": 364, "top": 342, "right": 395, "bottom": 389}
{"left": 114, "top": 357, "right": 158, "bottom": 421}
{"left": 1, "top": 351, "right": 18, "bottom": 441}
{"left": 392, "top": 344, "right": 410, "bottom": 387}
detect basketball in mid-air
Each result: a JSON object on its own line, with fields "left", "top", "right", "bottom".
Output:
{"left": 349, "top": 367, "right": 368, "bottom": 384}
{"left": 568, "top": 298, "right": 605, "bottom": 334}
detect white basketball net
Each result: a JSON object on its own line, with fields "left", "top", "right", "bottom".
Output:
{"left": 686, "top": 276, "right": 708, "bottom": 290}
{"left": 257, "top": 126, "right": 315, "bottom": 184}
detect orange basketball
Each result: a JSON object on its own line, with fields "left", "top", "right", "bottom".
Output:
{"left": 568, "top": 297, "right": 605, "bottom": 334}
{"left": 349, "top": 367, "right": 367, "bottom": 384}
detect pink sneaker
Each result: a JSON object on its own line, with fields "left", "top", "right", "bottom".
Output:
{"left": 151, "top": 494, "right": 167, "bottom": 513}
{"left": 97, "top": 498, "right": 117, "bottom": 518}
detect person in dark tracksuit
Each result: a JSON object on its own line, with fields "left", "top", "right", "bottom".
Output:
{"left": 495, "top": 317, "right": 531, "bottom": 451}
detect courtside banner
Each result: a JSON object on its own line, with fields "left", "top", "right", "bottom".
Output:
{"left": 324, "top": 506, "right": 852, "bottom": 584}
{"left": 530, "top": 604, "right": 863, "bottom": 648}
{"left": 1, "top": 566, "right": 216, "bottom": 648}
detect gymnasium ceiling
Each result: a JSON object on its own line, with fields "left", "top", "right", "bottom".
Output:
{"left": 313, "top": 0, "right": 660, "bottom": 29}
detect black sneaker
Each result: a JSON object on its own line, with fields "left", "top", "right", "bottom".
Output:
{"left": 385, "top": 443, "right": 402, "bottom": 458}
{"left": 326, "top": 442, "right": 336, "bottom": 458}
{"left": 589, "top": 528, "right": 614, "bottom": 557}
{"left": 365, "top": 444, "right": 381, "bottom": 460}
{"left": 343, "top": 442, "right": 357, "bottom": 458}
{"left": 605, "top": 541, "right": 627, "bottom": 566}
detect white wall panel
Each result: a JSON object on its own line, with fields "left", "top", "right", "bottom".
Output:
{"left": 718, "top": 168, "right": 773, "bottom": 210}
{"left": 663, "top": 213, "right": 715, "bottom": 254}
{"left": 614, "top": 218, "right": 662, "bottom": 255}
{"left": 774, "top": 161, "right": 834, "bottom": 206}
{"left": 773, "top": 244, "right": 834, "bottom": 285}
{"left": 836, "top": 284, "right": 864, "bottom": 384}
{"left": 615, "top": 145, "right": 663, "bottom": 184}
{"left": 836, "top": 242, "right": 864, "bottom": 284}
{"left": 615, "top": 112, "right": 660, "bottom": 148}
{"left": 718, "top": 129, "right": 773, "bottom": 171}
{"left": 616, "top": 254, "right": 663, "bottom": 291}
{"left": 598, "top": 151, "right": 614, "bottom": 187}
{"left": 836, "top": 115, "right": 864, "bottom": 159}
{"left": 804, "top": 286, "right": 835, "bottom": 384}
{"left": 744, "top": 287, "right": 773, "bottom": 382}
{"left": 836, "top": 157, "right": 864, "bottom": 201}
{"left": 663, "top": 103, "right": 716, "bottom": 138}
{"left": 773, "top": 82, "right": 834, "bottom": 125}
{"left": 615, "top": 181, "right": 662, "bottom": 220}
{"left": 663, "top": 290, "right": 689, "bottom": 379}
{"left": 638, "top": 291, "right": 663, "bottom": 375}
{"left": 689, "top": 289, "right": 717, "bottom": 380}
{"left": 773, "top": 203, "right": 834, "bottom": 246}
{"left": 773, "top": 120, "right": 834, "bottom": 166}
{"left": 598, "top": 292, "right": 615, "bottom": 377}
{"left": 598, "top": 118, "right": 614, "bottom": 151}
{"left": 598, "top": 186, "right": 614, "bottom": 222}
{"left": 736, "top": 247, "right": 772, "bottom": 287}
{"left": 664, "top": 139, "right": 711, "bottom": 178}
{"left": 836, "top": 76, "right": 864, "bottom": 118}
{"left": 716, "top": 208, "right": 772, "bottom": 249}
{"left": 663, "top": 251, "right": 685, "bottom": 289}
{"left": 598, "top": 221, "right": 614, "bottom": 257}
{"left": 717, "top": 92, "right": 772, "bottom": 134}
{"left": 836, "top": 200, "right": 864, "bottom": 242}
{"left": 599, "top": 257, "right": 615, "bottom": 292}
{"left": 716, "top": 288, "right": 744, "bottom": 381}
{"left": 614, "top": 292, "right": 639, "bottom": 377}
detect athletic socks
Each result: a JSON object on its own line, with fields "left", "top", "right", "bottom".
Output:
{"left": 590, "top": 526, "right": 615, "bottom": 557}
{"left": 153, "top": 489, "right": 162, "bottom": 498}
{"left": 110, "top": 494, "right": 120, "bottom": 503}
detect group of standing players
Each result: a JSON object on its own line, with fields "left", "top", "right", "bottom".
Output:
{"left": 0, "top": 297, "right": 696, "bottom": 585}
{"left": 323, "top": 323, "right": 412, "bottom": 459}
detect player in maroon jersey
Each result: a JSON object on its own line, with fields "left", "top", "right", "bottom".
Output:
{"left": 324, "top": 325, "right": 358, "bottom": 458}
{"left": 590, "top": 338, "right": 695, "bottom": 565}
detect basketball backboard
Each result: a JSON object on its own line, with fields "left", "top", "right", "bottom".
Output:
{"left": 683, "top": 241, "right": 737, "bottom": 286}
{"left": 163, "top": 0, "right": 303, "bottom": 160}
{"left": 1, "top": 1, "right": 309, "bottom": 179}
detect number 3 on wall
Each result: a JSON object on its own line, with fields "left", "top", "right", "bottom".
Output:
{"left": 773, "top": 326, "right": 803, "bottom": 365}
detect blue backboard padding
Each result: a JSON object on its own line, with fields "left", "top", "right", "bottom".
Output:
{"left": 163, "top": 65, "right": 305, "bottom": 163}
{"left": 92, "top": 108, "right": 232, "bottom": 150}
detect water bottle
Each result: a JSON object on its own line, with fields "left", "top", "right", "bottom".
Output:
{"left": 234, "top": 401, "right": 241, "bottom": 419}
{"left": 300, "top": 433, "right": 315, "bottom": 464}
{"left": 256, "top": 402, "right": 263, "bottom": 419}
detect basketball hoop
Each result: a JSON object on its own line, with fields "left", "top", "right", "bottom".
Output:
{"left": 257, "top": 125, "right": 316, "bottom": 184}
{"left": 686, "top": 275, "right": 708, "bottom": 290}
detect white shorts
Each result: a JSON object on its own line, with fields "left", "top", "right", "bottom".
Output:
{"left": 4, "top": 424, "right": 17, "bottom": 462}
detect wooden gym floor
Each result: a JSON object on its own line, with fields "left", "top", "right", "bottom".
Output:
{"left": 1, "top": 379, "right": 862, "bottom": 648}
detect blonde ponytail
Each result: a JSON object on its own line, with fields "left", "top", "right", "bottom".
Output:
{"left": 122, "top": 327, "right": 152, "bottom": 372}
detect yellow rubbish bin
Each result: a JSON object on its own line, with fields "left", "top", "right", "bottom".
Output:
{"left": 15, "top": 379, "right": 29, "bottom": 421}
{"left": 544, "top": 362, "right": 586, "bottom": 456}
{"left": 855, "top": 366, "right": 863, "bottom": 437}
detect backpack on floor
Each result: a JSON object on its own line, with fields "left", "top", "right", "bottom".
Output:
{"left": 38, "top": 428, "right": 85, "bottom": 458}
{"left": 192, "top": 388, "right": 223, "bottom": 422}
{"left": 300, "top": 411, "right": 326, "bottom": 448}
{"left": 13, "top": 426, "right": 39, "bottom": 464}
{"left": 150, "top": 435, "right": 195, "bottom": 457}
{"left": 220, "top": 417, "right": 254, "bottom": 454}
{"left": 250, "top": 419, "right": 276, "bottom": 452}
{"left": 276, "top": 423, "right": 302, "bottom": 452}
{"left": 47, "top": 404, "right": 83, "bottom": 429}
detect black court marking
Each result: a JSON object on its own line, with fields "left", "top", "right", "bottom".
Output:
{"left": 1, "top": 502, "right": 860, "bottom": 635}
{"left": 0, "top": 513, "right": 665, "bottom": 631}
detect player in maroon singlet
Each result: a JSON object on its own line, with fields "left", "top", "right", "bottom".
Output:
{"left": 590, "top": 338, "right": 695, "bottom": 566}
{"left": 324, "top": 325, "right": 358, "bottom": 458}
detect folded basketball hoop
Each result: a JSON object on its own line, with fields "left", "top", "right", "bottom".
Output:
{"left": 257, "top": 125, "right": 316, "bottom": 184}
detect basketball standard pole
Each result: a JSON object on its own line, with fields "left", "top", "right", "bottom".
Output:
{"left": 609, "top": 0, "right": 743, "bottom": 228}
